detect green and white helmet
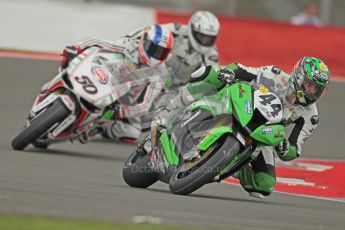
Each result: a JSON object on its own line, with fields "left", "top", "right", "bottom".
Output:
{"left": 291, "top": 57, "right": 330, "bottom": 105}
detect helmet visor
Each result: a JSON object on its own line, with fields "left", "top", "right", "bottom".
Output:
{"left": 301, "top": 77, "right": 327, "bottom": 100}
{"left": 143, "top": 34, "right": 171, "bottom": 61}
{"left": 192, "top": 26, "right": 217, "bottom": 47}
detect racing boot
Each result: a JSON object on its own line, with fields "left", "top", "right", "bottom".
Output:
{"left": 239, "top": 165, "right": 276, "bottom": 199}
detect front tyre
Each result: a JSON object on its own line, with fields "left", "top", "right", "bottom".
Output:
{"left": 11, "top": 99, "right": 71, "bottom": 151}
{"left": 169, "top": 135, "right": 241, "bottom": 195}
{"left": 122, "top": 151, "right": 158, "bottom": 188}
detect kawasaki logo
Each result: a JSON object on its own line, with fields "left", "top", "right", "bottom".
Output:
{"left": 245, "top": 100, "right": 252, "bottom": 114}
{"left": 181, "top": 110, "right": 201, "bottom": 128}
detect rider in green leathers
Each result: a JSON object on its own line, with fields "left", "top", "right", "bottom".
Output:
{"left": 154, "top": 57, "right": 330, "bottom": 199}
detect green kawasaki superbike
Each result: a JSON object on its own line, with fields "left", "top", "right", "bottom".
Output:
{"left": 122, "top": 82, "right": 285, "bottom": 195}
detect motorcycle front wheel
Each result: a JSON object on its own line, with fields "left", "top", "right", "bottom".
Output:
{"left": 11, "top": 99, "right": 71, "bottom": 151}
{"left": 169, "top": 135, "right": 241, "bottom": 195}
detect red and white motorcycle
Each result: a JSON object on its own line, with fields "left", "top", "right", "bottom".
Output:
{"left": 11, "top": 47, "right": 167, "bottom": 150}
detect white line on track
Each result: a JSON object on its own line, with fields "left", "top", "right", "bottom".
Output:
{"left": 221, "top": 181, "right": 345, "bottom": 204}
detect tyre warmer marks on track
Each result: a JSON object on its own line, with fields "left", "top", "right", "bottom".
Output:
{"left": 224, "top": 159, "right": 345, "bottom": 198}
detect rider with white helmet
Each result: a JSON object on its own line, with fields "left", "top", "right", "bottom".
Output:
{"left": 162, "top": 11, "right": 220, "bottom": 89}
{"left": 188, "top": 11, "right": 220, "bottom": 54}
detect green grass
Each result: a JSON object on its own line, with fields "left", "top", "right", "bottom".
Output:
{"left": 0, "top": 215, "right": 206, "bottom": 230}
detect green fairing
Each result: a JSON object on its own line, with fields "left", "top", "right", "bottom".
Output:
{"left": 250, "top": 124, "right": 285, "bottom": 146}
{"left": 190, "top": 91, "right": 232, "bottom": 116}
{"left": 101, "top": 110, "right": 114, "bottom": 120}
{"left": 186, "top": 81, "right": 219, "bottom": 100}
{"left": 229, "top": 83, "right": 253, "bottom": 127}
{"left": 159, "top": 130, "right": 179, "bottom": 166}
{"left": 198, "top": 126, "right": 233, "bottom": 151}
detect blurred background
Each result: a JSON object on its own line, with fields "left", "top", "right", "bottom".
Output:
{"left": 1, "top": 0, "right": 344, "bottom": 75}
{"left": 106, "top": 0, "right": 345, "bottom": 27}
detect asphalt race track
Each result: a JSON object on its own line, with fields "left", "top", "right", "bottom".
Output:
{"left": 0, "top": 56, "right": 344, "bottom": 230}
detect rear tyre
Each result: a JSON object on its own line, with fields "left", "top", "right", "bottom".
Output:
{"left": 11, "top": 99, "right": 71, "bottom": 151}
{"left": 169, "top": 135, "right": 241, "bottom": 195}
{"left": 122, "top": 151, "right": 158, "bottom": 188}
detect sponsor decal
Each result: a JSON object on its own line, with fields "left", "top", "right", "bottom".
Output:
{"left": 316, "top": 72, "right": 329, "bottom": 82}
{"left": 310, "top": 115, "right": 319, "bottom": 125}
{"left": 271, "top": 66, "right": 281, "bottom": 74}
{"left": 181, "top": 110, "right": 201, "bottom": 128}
{"left": 259, "top": 105, "right": 272, "bottom": 118}
{"left": 92, "top": 67, "right": 108, "bottom": 84}
{"left": 245, "top": 100, "right": 252, "bottom": 114}
{"left": 319, "top": 62, "right": 328, "bottom": 72}
{"left": 239, "top": 84, "right": 246, "bottom": 98}
{"left": 262, "top": 127, "right": 272, "bottom": 135}
{"left": 274, "top": 129, "right": 284, "bottom": 138}
{"left": 259, "top": 86, "right": 269, "bottom": 94}
{"left": 124, "top": 59, "right": 135, "bottom": 71}
{"left": 289, "top": 111, "right": 299, "bottom": 121}
{"left": 296, "top": 90, "right": 306, "bottom": 103}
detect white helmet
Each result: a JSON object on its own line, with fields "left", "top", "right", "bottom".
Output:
{"left": 138, "top": 24, "right": 174, "bottom": 67}
{"left": 188, "top": 11, "right": 220, "bottom": 54}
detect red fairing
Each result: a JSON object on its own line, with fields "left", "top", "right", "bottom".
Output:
{"left": 55, "top": 107, "right": 90, "bottom": 139}
{"left": 56, "top": 129, "right": 73, "bottom": 139}
{"left": 72, "top": 107, "right": 89, "bottom": 129}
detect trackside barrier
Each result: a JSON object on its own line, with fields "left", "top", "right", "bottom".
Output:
{"left": 156, "top": 10, "right": 345, "bottom": 77}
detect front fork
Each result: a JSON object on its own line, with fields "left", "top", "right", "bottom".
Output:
{"left": 30, "top": 92, "right": 77, "bottom": 140}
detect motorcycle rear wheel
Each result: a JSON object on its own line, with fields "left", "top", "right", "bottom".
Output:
{"left": 122, "top": 151, "right": 158, "bottom": 188}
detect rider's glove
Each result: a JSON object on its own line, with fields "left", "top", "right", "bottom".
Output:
{"left": 275, "top": 138, "right": 290, "bottom": 157}
{"left": 217, "top": 67, "right": 236, "bottom": 84}
{"left": 60, "top": 45, "right": 82, "bottom": 69}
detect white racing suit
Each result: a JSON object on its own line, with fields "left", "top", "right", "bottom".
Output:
{"left": 164, "top": 63, "right": 319, "bottom": 197}
{"left": 66, "top": 35, "right": 167, "bottom": 143}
